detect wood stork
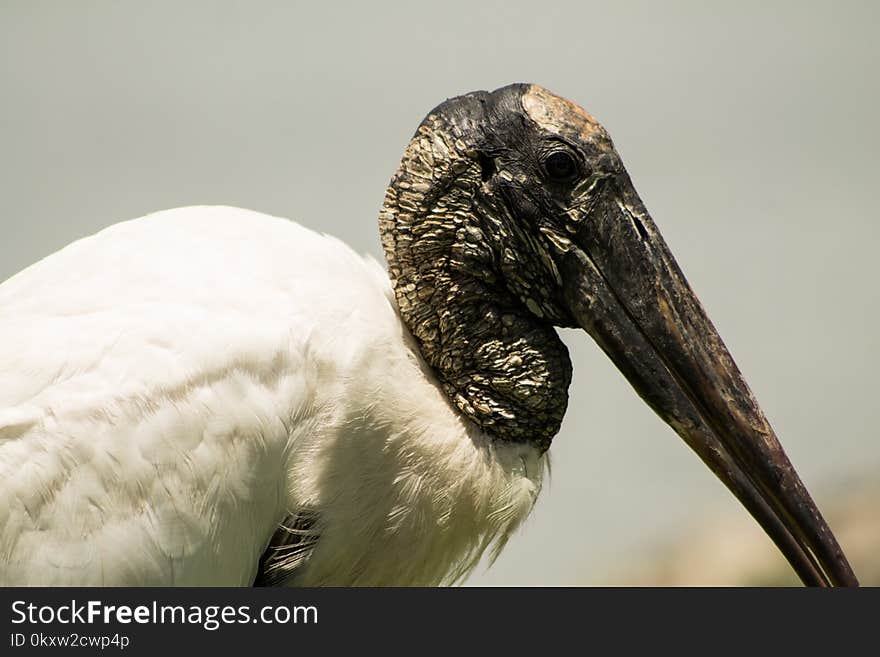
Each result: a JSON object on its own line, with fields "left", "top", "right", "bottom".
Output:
{"left": 0, "top": 84, "right": 857, "bottom": 587}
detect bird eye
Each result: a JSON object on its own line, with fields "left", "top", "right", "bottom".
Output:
{"left": 542, "top": 150, "right": 579, "bottom": 183}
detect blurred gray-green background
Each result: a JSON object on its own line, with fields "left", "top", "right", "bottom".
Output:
{"left": 2, "top": 2, "right": 877, "bottom": 585}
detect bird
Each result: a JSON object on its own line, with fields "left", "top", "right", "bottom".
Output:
{"left": 0, "top": 83, "right": 858, "bottom": 587}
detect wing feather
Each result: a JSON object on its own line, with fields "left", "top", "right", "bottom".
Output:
{"left": 0, "top": 206, "right": 378, "bottom": 585}
{"left": 254, "top": 510, "right": 321, "bottom": 586}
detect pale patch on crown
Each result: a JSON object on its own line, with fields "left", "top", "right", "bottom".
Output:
{"left": 522, "top": 84, "right": 611, "bottom": 148}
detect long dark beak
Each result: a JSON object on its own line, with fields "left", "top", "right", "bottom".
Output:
{"left": 560, "top": 171, "right": 858, "bottom": 586}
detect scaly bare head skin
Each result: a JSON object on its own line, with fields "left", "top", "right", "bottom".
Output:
{"left": 522, "top": 84, "right": 611, "bottom": 144}
{"left": 380, "top": 83, "right": 858, "bottom": 587}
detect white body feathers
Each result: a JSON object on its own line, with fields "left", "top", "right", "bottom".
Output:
{"left": 0, "top": 206, "right": 544, "bottom": 586}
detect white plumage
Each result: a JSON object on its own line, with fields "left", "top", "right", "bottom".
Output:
{"left": 0, "top": 206, "right": 543, "bottom": 585}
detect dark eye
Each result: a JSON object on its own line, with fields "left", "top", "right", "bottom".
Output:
{"left": 543, "top": 150, "right": 579, "bottom": 182}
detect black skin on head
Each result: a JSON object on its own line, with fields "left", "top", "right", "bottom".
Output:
{"left": 380, "top": 84, "right": 623, "bottom": 449}
{"left": 426, "top": 84, "right": 623, "bottom": 330}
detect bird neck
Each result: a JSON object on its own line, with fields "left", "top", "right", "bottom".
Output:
{"left": 379, "top": 114, "right": 571, "bottom": 451}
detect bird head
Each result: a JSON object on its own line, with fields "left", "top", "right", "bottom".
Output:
{"left": 380, "top": 83, "right": 858, "bottom": 587}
